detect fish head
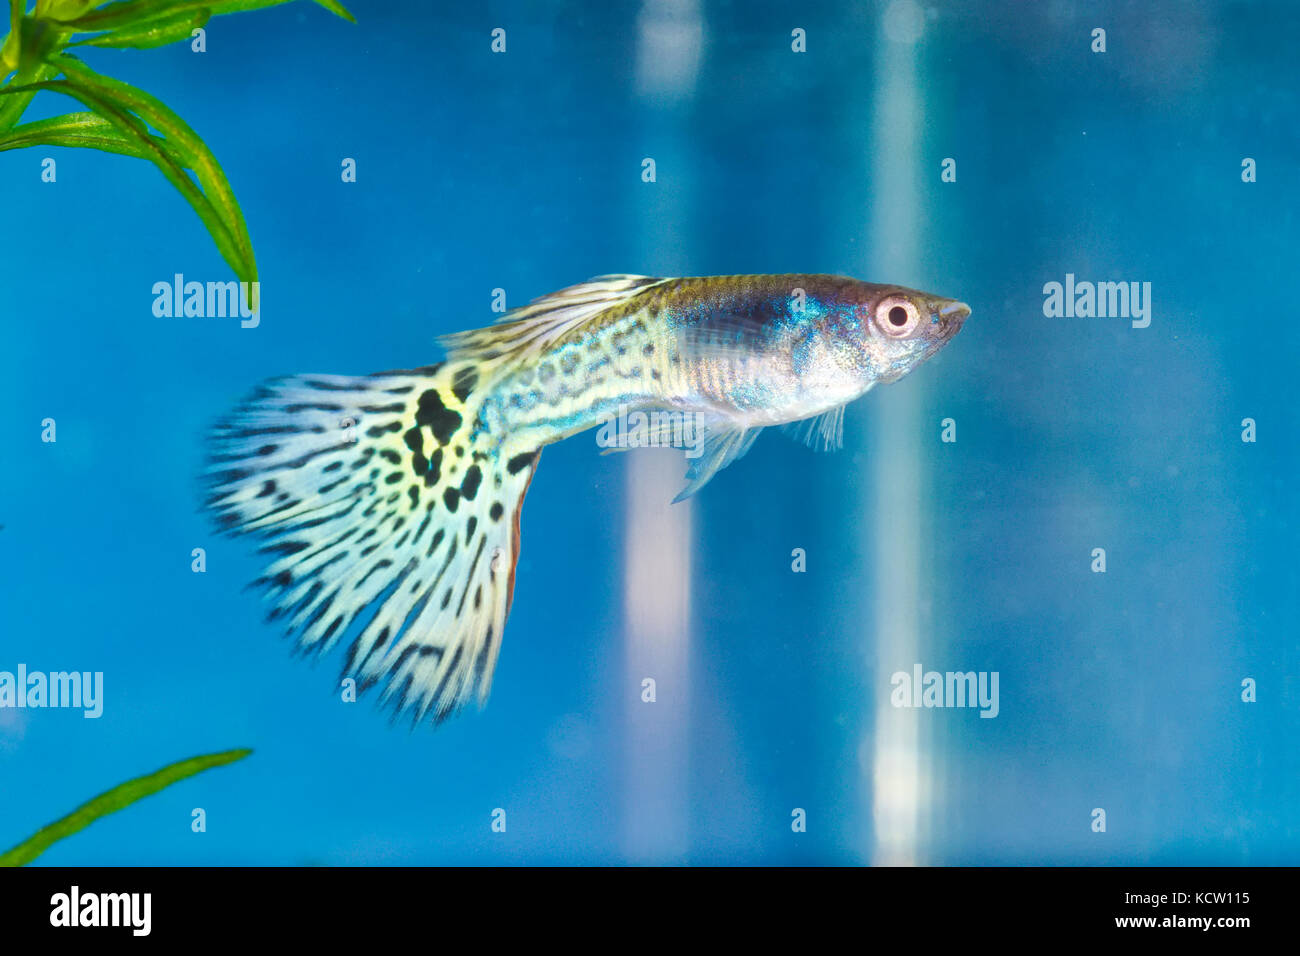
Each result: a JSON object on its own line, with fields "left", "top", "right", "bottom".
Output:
{"left": 851, "top": 283, "right": 970, "bottom": 384}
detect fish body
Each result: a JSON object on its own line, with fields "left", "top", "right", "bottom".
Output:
{"left": 206, "top": 273, "right": 969, "bottom": 724}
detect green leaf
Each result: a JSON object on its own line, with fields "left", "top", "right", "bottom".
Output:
{"left": 2, "top": 73, "right": 251, "bottom": 280}
{"left": 0, "top": 60, "right": 59, "bottom": 135}
{"left": 50, "top": 0, "right": 353, "bottom": 30}
{"left": 59, "top": 55, "right": 255, "bottom": 276}
{"left": 17, "top": 13, "right": 70, "bottom": 71}
{"left": 0, "top": 108, "right": 157, "bottom": 158}
{"left": 2, "top": 7, "right": 61, "bottom": 130}
{"left": 0, "top": 0, "right": 355, "bottom": 281}
{"left": 37, "top": 1, "right": 102, "bottom": 18}
{"left": 14, "top": 54, "right": 258, "bottom": 282}
{"left": 0, "top": 748, "right": 252, "bottom": 867}
{"left": 74, "top": 7, "right": 211, "bottom": 48}
{"left": 310, "top": 0, "right": 353, "bottom": 23}
{"left": 57, "top": 1, "right": 258, "bottom": 30}
{"left": 1, "top": 0, "right": 22, "bottom": 77}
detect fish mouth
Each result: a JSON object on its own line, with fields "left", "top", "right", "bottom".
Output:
{"left": 938, "top": 300, "right": 971, "bottom": 321}
{"left": 935, "top": 300, "right": 971, "bottom": 342}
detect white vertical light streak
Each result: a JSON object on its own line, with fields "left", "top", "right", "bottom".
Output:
{"left": 622, "top": 0, "right": 702, "bottom": 863}
{"left": 622, "top": 449, "right": 693, "bottom": 861}
{"left": 865, "top": 0, "right": 931, "bottom": 867}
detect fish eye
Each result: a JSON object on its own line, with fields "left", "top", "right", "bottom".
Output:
{"left": 875, "top": 296, "right": 920, "bottom": 337}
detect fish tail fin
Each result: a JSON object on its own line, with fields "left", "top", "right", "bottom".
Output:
{"left": 205, "top": 358, "right": 543, "bottom": 725}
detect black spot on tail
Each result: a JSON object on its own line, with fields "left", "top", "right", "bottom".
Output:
{"left": 416, "top": 390, "right": 462, "bottom": 445}
{"left": 461, "top": 465, "right": 482, "bottom": 501}
{"left": 427, "top": 528, "right": 445, "bottom": 559}
{"left": 423, "top": 448, "right": 443, "bottom": 487}
{"left": 506, "top": 451, "right": 539, "bottom": 475}
{"left": 451, "top": 366, "right": 478, "bottom": 403}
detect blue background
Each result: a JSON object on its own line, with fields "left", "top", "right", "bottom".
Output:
{"left": 1, "top": 0, "right": 1296, "bottom": 864}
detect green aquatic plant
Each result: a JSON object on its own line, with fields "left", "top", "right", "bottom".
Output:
{"left": 0, "top": 0, "right": 354, "bottom": 285}
{"left": 0, "top": 747, "right": 251, "bottom": 865}
{"left": 0, "top": 3, "right": 330, "bottom": 867}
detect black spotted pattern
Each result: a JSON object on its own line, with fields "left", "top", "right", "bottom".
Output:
{"left": 452, "top": 366, "right": 478, "bottom": 403}
{"left": 461, "top": 464, "right": 482, "bottom": 501}
{"left": 506, "top": 451, "right": 536, "bottom": 475}
{"left": 416, "top": 389, "right": 462, "bottom": 445}
{"left": 424, "top": 448, "right": 443, "bottom": 487}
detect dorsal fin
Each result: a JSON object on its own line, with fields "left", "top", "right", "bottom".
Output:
{"left": 438, "top": 275, "right": 669, "bottom": 365}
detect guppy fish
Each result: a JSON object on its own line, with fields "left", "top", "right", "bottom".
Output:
{"left": 206, "top": 274, "right": 970, "bottom": 724}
